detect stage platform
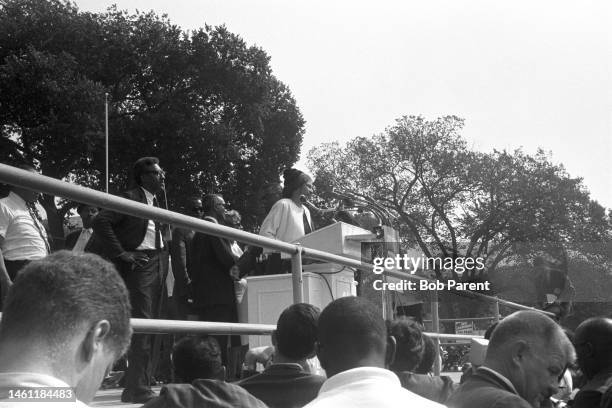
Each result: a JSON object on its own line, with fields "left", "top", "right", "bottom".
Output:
{"left": 91, "top": 386, "right": 161, "bottom": 408}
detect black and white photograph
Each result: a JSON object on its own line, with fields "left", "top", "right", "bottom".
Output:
{"left": 0, "top": 0, "right": 611, "bottom": 407}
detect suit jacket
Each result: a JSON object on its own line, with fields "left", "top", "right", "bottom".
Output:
{"left": 85, "top": 187, "right": 151, "bottom": 259}
{"left": 236, "top": 363, "right": 325, "bottom": 408}
{"left": 142, "top": 379, "right": 268, "bottom": 408}
{"left": 573, "top": 370, "right": 612, "bottom": 408}
{"left": 170, "top": 226, "right": 195, "bottom": 298}
{"left": 446, "top": 367, "right": 532, "bottom": 408}
{"left": 189, "top": 217, "right": 238, "bottom": 307}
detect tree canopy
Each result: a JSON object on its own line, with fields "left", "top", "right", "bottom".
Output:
{"left": 0, "top": 0, "right": 305, "bottom": 240}
{"left": 307, "top": 115, "right": 611, "bottom": 296}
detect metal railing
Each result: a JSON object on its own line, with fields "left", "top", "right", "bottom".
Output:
{"left": 0, "top": 164, "right": 549, "bottom": 373}
{"left": 0, "top": 164, "right": 552, "bottom": 314}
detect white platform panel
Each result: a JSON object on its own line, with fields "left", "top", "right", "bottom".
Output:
{"left": 243, "top": 268, "right": 356, "bottom": 348}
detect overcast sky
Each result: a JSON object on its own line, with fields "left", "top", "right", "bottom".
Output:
{"left": 76, "top": 0, "right": 612, "bottom": 209}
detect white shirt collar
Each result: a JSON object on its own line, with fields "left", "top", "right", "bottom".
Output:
{"left": 140, "top": 187, "right": 155, "bottom": 204}
{"left": 8, "top": 191, "right": 27, "bottom": 206}
{"left": 320, "top": 366, "right": 399, "bottom": 394}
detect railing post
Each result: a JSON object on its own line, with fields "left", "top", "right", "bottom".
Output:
{"left": 292, "top": 246, "right": 304, "bottom": 304}
{"left": 431, "top": 287, "right": 441, "bottom": 376}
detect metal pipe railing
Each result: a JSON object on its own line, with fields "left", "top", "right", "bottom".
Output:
{"left": 131, "top": 319, "right": 275, "bottom": 335}
{"left": 0, "top": 164, "right": 554, "bottom": 317}
{"left": 423, "top": 332, "right": 483, "bottom": 340}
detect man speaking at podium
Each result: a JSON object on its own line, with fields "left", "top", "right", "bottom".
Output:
{"left": 259, "top": 168, "right": 314, "bottom": 274}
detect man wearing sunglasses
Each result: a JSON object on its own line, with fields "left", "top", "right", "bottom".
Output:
{"left": 86, "top": 156, "right": 169, "bottom": 403}
{"left": 189, "top": 194, "right": 241, "bottom": 366}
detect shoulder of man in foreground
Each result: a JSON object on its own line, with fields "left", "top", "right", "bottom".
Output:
{"left": 447, "top": 379, "right": 533, "bottom": 408}
{"left": 142, "top": 379, "right": 268, "bottom": 408}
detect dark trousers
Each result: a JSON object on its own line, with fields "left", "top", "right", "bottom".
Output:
{"left": 4, "top": 259, "right": 30, "bottom": 280}
{"left": 118, "top": 251, "right": 167, "bottom": 396}
{"left": 196, "top": 304, "right": 240, "bottom": 366}
{"left": 1, "top": 259, "right": 31, "bottom": 309}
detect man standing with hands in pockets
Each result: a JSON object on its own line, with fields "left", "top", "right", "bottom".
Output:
{"left": 86, "top": 156, "right": 169, "bottom": 403}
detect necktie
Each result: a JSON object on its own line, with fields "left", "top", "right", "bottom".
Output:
{"left": 303, "top": 211, "right": 312, "bottom": 235}
{"left": 26, "top": 202, "right": 51, "bottom": 254}
{"left": 153, "top": 197, "right": 161, "bottom": 250}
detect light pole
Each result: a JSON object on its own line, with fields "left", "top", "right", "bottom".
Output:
{"left": 105, "top": 93, "right": 109, "bottom": 193}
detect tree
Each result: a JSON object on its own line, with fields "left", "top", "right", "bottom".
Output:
{"left": 0, "top": 0, "right": 305, "bottom": 242}
{"left": 308, "top": 115, "right": 611, "bottom": 313}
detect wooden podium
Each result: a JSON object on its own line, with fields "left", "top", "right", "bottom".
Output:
{"left": 241, "top": 222, "right": 374, "bottom": 347}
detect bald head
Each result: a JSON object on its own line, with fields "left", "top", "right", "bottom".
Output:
{"left": 574, "top": 317, "right": 612, "bottom": 378}
{"left": 488, "top": 311, "right": 573, "bottom": 359}
{"left": 484, "top": 311, "right": 575, "bottom": 407}
{"left": 316, "top": 297, "right": 391, "bottom": 377}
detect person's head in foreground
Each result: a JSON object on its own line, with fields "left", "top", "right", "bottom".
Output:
{"left": 316, "top": 296, "right": 395, "bottom": 378}
{"left": 172, "top": 336, "right": 225, "bottom": 383}
{"left": 414, "top": 333, "right": 437, "bottom": 374}
{"left": 483, "top": 310, "right": 575, "bottom": 407}
{"left": 0, "top": 250, "right": 131, "bottom": 404}
{"left": 273, "top": 303, "right": 320, "bottom": 368}
{"left": 148, "top": 335, "right": 268, "bottom": 408}
{"left": 387, "top": 317, "right": 425, "bottom": 373}
{"left": 574, "top": 317, "right": 612, "bottom": 379}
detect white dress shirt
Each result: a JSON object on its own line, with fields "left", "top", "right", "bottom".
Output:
{"left": 303, "top": 366, "right": 445, "bottom": 408}
{"left": 0, "top": 192, "right": 48, "bottom": 261}
{"left": 135, "top": 187, "right": 159, "bottom": 250}
{"left": 71, "top": 228, "right": 92, "bottom": 253}
{"left": 0, "top": 371, "right": 88, "bottom": 407}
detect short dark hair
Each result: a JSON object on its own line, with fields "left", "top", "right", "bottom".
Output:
{"left": 387, "top": 317, "right": 424, "bottom": 372}
{"left": 276, "top": 303, "right": 320, "bottom": 360}
{"left": 414, "top": 334, "right": 436, "bottom": 374}
{"left": 132, "top": 157, "right": 159, "bottom": 186}
{"left": 318, "top": 297, "right": 386, "bottom": 370}
{"left": 76, "top": 203, "right": 98, "bottom": 214}
{"left": 202, "top": 194, "right": 222, "bottom": 215}
{"left": 172, "top": 336, "right": 222, "bottom": 383}
{"left": 0, "top": 251, "right": 131, "bottom": 355}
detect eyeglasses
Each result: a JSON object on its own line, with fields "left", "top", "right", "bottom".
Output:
{"left": 144, "top": 170, "right": 165, "bottom": 178}
{"left": 193, "top": 207, "right": 204, "bottom": 212}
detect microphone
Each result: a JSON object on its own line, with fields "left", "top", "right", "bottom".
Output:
{"left": 300, "top": 196, "right": 335, "bottom": 215}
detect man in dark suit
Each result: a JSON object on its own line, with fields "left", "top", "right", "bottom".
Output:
{"left": 572, "top": 317, "right": 612, "bottom": 408}
{"left": 447, "top": 311, "right": 575, "bottom": 408}
{"left": 86, "top": 156, "right": 168, "bottom": 403}
{"left": 169, "top": 197, "right": 202, "bottom": 320}
{"left": 189, "top": 194, "right": 239, "bottom": 365}
{"left": 237, "top": 303, "right": 325, "bottom": 408}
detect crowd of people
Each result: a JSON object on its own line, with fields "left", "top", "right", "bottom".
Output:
{"left": 1, "top": 159, "right": 611, "bottom": 407}
{"left": 0, "top": 158, "right": 319, "bottom": 403}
